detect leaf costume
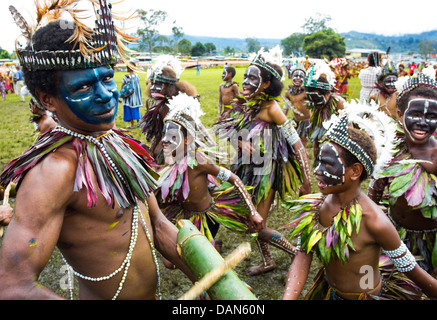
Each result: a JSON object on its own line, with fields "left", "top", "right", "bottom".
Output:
{"left": 377, "top": 130, "right": 437, "bottom": 273}
{"left": 155, "top": 147, "right": 252, "bottom": 243}
{"left": 283, "top": 193, "right": 424, "bottom": 300}
{"left": 306, "top": 94, "right": 342, "bottom": 142}
{"left": 0, "top": 126, "right": 159, "bottom": 209}
{"left": 214, "top": 93, "right": 303, "bottom": 206}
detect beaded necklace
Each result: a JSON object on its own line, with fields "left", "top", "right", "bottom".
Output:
{"left": 62, "top": 204, "right": 161, "bottom": 300}
{"left": 50, "top": 125, "right": 161, "bottom": 300}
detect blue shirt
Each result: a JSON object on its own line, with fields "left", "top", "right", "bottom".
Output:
{"left": 15, "top": 70, "right": 24, "bottom": 81}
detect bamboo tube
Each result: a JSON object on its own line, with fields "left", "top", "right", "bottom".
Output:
{"left": 178, "top": 242, "right": 251, "bottom": 300}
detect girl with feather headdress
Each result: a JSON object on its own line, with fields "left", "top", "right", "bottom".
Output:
{"left": 369, "top": 72, "right": 437, "bottom": 277}
{"left": 214, "top": 48, "right": 311, "bottom": 276}
{"left": 282, "top": 102, "right": 437, "bottom": 300}
{"left": 139, "top": 55, "right": 202, "bottom": 163}
{"left": 154, "top": 92, "right": 263, "bottom": 257}
{"left": 304, "top": 59, "right": 345, "bottom": 159}
{"left": 0, "top": 0, "right": 197, "bottom": 300}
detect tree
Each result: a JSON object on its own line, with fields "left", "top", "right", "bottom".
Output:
{"left": 178, "top": 39, "right": 192, "bottom": 56}
{"left": 137, "top": 9, "right": 168, "bottom": 56}
{"left": 281, "top": 33, "right": 306, "bottom": 56}
{"left": 0, "top": 48, "right": 11, "bottom": 59}
{"left": 223, "top": 46, "right": 235, "bottom": 56}
{"left": 172, "top": 25, "right": 184, "bottom": 53}
{"left": 418, "top": 40, "right": 435, "bottom": 60}
{"left": 245, "top": 38, "right": 261, "bottom": 53}
{"left": 302, "top": 28, "right": 346, "bottom": 60}
{"left": 191, "top": 42, "right": 206, "bottom": 56}
{"left": 204, "top": 43, "right": 216, "bottom": 55}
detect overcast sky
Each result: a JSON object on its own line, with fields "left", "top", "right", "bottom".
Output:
{"left": 1, "top": 0, "right": 436, "bottom": 52}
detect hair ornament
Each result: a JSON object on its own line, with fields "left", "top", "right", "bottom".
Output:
{"left": 10, "top": 0, "right": 138, "bottom": 71}
{"left": 148, "top": 54, "right": 184, "bottom": 84}
{"left": 323, "top": 100, "right": 398, "bottom": 177}
{"left": 249, "top": 47, "right": 282, "bottom": 81}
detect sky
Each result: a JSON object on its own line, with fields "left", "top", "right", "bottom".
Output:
{"left": 0, "top": 0, "right": 436, "bottom": 53}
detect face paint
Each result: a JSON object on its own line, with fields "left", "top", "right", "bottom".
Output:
{"left": 382, "top": 75, "right": 397, "bottom": 93}
{"left": 306, "top": 88, "right": 326, "bottom": 106}
{"left": 58, "top": 66, "right": 118, "bottom": 125}
{"left": 291, "top": 70, "right": 305, "bottom": 86}
{"left": 403, "top": 98, "right": 437, "bottom": 142}
{"left": 162, "top": 121, "right": 184, "bottom": 163}
{"left": 314, "top": 142, "right": 345, "bottom": 190}
{"left": 150, "top": 80, "right": 166, "bottom": 99}
{"left": 242, "top": 65, "right": 262, "bottom": 99}
{"left": 222, "top": 69, "right": 228, "bottom": 81}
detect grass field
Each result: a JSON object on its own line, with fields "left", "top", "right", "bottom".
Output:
{"left": 0, "top": 67, "right": 363, "bottom": 300}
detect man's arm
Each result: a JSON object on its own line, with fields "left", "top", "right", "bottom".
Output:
{"left": 0, "top": 153, "right": 75, "bottom": 299}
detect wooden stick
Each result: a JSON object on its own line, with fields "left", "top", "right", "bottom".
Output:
{"left": 178, "top": 242, "right": 251, "bottom": 300}
{"left": 0, "top": 183, "right": 12, "bottom": 238}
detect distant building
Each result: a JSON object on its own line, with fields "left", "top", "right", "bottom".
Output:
{"left": 346, "top": 48, "right": 386, "bottom": 60}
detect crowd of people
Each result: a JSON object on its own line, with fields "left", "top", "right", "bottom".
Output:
{"left": 1, "top": 0, "right": 437, "bottom": 301}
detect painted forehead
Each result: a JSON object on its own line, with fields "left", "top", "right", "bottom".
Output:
{"left": 406, "top": 98, "right": 437, "bottom": 112}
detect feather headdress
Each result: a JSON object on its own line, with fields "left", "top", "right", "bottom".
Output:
{"left": 164, "top": 92, "right": 204, "bottom": 138}
{"left": 10, "top": 0, "right": 138, "bottom": 71}
{"left": 323, "top": 99, "right": 398, "bottom": 177}
{"left": 249, "top": 47, "right": 282, "bottom": 81}
{"left": 148, "top": 54, "right": 184, "bottom": 84}
{"left": 304, "top": 59, "right": 336, "bottom": 91}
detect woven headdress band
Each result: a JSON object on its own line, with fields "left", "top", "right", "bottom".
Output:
{"left": 323, "top": 114, "right": 374, "bottom": 176}
{"left": 304, "top": 63, "right": 335, "bottom": 91}
{"left": 250, "top": 53, "right": 282, "bottom": 81}
{"left": 396, "top": 73, "right": 437, "bottom": 102}
{"left": 10, "top": 0, "right": 136, "bottom": 71}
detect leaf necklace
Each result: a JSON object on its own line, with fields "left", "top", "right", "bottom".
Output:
{"left": 290, "top": 191, "right": 363, "bottom": 265}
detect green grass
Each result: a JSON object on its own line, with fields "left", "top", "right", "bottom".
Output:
{"left": 0, "top": 67, "right": 363, "bottom": 300}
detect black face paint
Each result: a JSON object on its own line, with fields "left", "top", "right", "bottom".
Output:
{"left": 403, "top": 98, "right": 437, "bottom": 143}
{"left": 306, "top": 87, "right": 326, "bottom": 106}
{"left": 314, "top": 142, "right": 345, "bottom": 190}
{"left": 242, "top": 65, "right": 262, "bottom": 99}
{"left": 291, "top": 70, "right": 305, "bottom": 86}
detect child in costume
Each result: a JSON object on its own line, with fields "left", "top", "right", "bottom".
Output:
{"left": 155, "top": 93, "right": 263, "bottom": 252}
{"left": 304, "top": 60, "right": 344, "bottom": 159}
{"left": 140, "top": 55, "right": 214, "bottom": 163}
{"left": 218, "top": 66, "right": 240, "bottom": 122}
{"left": 369, "top": 70, "right": 437, "bottom": 276}
{"left": 214, "top": 48, "right": 311, "bottom": 276}
{"left": 283, "top": 61, "right": 311, "bottom": 147}
{"left": 0, "top": 0, "right": 195, "bottom": 300}
{"left": 369, "top": 58, "right": 399, "bottom": 121}
{"left": 283, "top": 105, "right": 437, "bottom": 300}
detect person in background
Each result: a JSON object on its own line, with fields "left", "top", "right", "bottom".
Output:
{"left": 122, "top": 63, "right": 142, "bottom": 129}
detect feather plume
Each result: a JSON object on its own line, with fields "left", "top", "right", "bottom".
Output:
{"left": 9, "top": 6, "right": 33, "bottom": 41}
{"left": 151, "top": 55, "right": 184, "bottom": 79}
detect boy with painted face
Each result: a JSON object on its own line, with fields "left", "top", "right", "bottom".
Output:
{"left": 283, "top": 64, "right": 311, "bottom": 147}
{"left": 214, "top": 50, "right": 311, "bottom": 276}
{"left": 283, "top": 113, "right": 437, "bottom": 300}
{"left": 155, "top": 93, "right": 263, "bottom": 253}
{"left": 0, "top": 1, "right": 196, "bottom": 300}
{"left": 370, "top": 60, "right": 399, "bottom": 120}
{"left": 369, "top": 73, "right": 437, "bottom": 276}
{"left": 218, "top": 66, "right": 240, "bottom": 122}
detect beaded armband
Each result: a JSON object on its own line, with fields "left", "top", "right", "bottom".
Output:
{"left": 278, "top": 119, "right": 299, "bottom": 147}
{"left": 217, "top": 167, "right": 232, "bottom": 182}
{"left": 383, "top": 242, "right": 417, "bottom": 273}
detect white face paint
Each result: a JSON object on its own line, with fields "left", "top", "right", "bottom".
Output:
{"left": 403, "top": 98, "right": 437, "bottom": 143}
{"left": 242, "top": 65, "right": 262, "bottom": 99}
{"left": 162, "top": 121, "right": 184, "bottom": 163}
{"left": 314, "top": 142, "right": 345, "bottom": 190}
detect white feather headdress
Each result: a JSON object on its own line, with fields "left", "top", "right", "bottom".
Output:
{"left": 149, "top": 54, "right": 184, "bottom": 82}
{"left": 165, "top": 92, "right": 204, "bottom": 137}
{"left": 323, "top": 99, "right": 398, "bottom": 177}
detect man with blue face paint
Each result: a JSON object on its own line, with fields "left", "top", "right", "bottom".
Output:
{"left": 0, "top": 0, "right": 196, "bottom": 300}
